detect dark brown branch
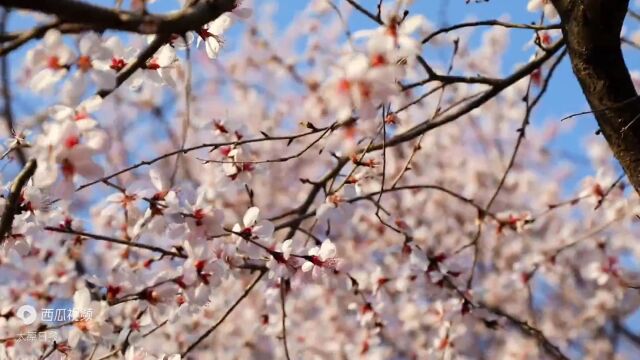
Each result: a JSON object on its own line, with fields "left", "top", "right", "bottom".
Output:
{"left": 97, "top": 34, "right": 168, "bottom": 99}
{"left": 551, "top": 0, "right": 640, "bottom": 194}
{"left": 480, "top": 301, "right": 568, "bottom": 360}
{"left": 344, "top": 0, "right": 378, "bottom": 22}
{"left": 108, "top": 276, "right": 182, "bottom": 306}
{"left": 0, "top": 21, "right": 61, "bottom": 57}
{"left": 0, "top": 158, "right": 36, "bottom": 243}
{"left": 371, "top": 40, "right": 565, "bottom": 153}
{"left": 281, "top": 157, "right": 348, "bottom": 240}
{"left": 594, "top": 172, "right": 625, "bottom": 210}
{"left": 0, "top": 0, "right": 236, "bottom": 35}
{"left": 44, "top": 226, "right": 185, "bottom": 258}
{"left": 613, "top": 320, "right": 640, "bottom": 347}
{"left": 422, "top": 20, "right": 561, "bottom": 44}
{"left": 198, "top": 125, "right": 334, "bottom": 165}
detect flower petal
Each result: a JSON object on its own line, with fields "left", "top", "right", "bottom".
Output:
{"left": 301, "top": 261, "right": 314, "bottom": 272}
{"left": 243, "top": 207, "right": 260, "bottom": 227}
{"left": 319, "top": 240, "right": 336, "bottom": 260}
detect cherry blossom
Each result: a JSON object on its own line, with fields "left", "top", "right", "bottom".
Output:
{"left": 356, "top": 12, "right": 428, "bottom": 58}
{"left": 73, "top": 32, "right": 118, "bottom": 91}
{"left": 196, "top": 14, "right": 233, "bottom": 60}
{"left": 220, "top": 146, "right": 256, "bottom": 183}
{"left": 179, "top": 240, "right": 226, "bottom": 305}
{"left": 25, "top": 29, "right": 75, "bottom": 93}
{"left": 34, "top": 120, "right": 107, "bottom": 196}
{"left": 2, "top": 129, "right": 30, "bottom": 160}
{"left": 265, "top": 238, "right": 298, "bottom": 279}
{"left": 181, "top": 189, "right": 224, "bottom": 236}
{"left": 68, "top": 287, "right": 114, "bottom": 347}
{"left": 527, "top": 0, "right": 559, "bottom": 20}
{"left": 316, "top": 184, "right": 357, "bottom": 226}
{"left": 130, "top": 43, "right": 179, "bottom": 89}
{"left": 48, "top": 95, "right": 103, "bottom": 131}
{"left": 232, "top": 207, "right": 275, "bottom": 257}
{"left": 584, "top": 257, "right": 621, "bottom": 286}
{"left": 301, "top": 239, "right": 342, "bottom": 279}
{"left": 323, "top": 53, "right": 399, "bottom": 120}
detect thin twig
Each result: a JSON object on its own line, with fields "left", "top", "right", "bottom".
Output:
{"left": 280, "top": 280, "right": 292, "bottom": 360}
{"left": 76, "top": 124, "right": 342, "bottom": 192}
{"left": 44, "top": 226, "right": 185, "bottom": 258}
{"left": 422, "top": 20, "right": 560, "bottom": 44}
{"left": 181, "top": 270, "right": 266, "bottom": 356}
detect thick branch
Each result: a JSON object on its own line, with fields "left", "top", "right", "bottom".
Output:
{"left": 0, "top": 0, "right": 236, "bottom": 35}
{"left": 378, "top": 40, "right": 565, "bottom": 151}
{"left": 0, "top": 21, "right": 60, "bottom": 57}
{"left": 0, "top": 158, "right": 36, "bottom": 242}
{"left": 552, "top": 0, "right": 640, "bottom": 193}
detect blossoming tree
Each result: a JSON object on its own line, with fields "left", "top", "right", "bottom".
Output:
{"left": 0, "top": 0, "right": 640, "bottom": 359}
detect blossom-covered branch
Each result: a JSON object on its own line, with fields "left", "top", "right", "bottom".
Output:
{"left": 0, "top": 0, "right": 237, "bottom": 35}
{"left": 0, "top": 158, "right": 36, "bottom": 242}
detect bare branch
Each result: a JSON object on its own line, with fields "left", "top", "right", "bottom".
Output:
{"left": 181, "top": 270, "right": 266, "bottom": 356}
{"left": 280, "top": 280, "right": 292, "bottom": 360}
{"left": 76, "top": 121, "right": 350, "bottom": 192}
{"left": 44, "top": 226, "right": 186, "bottom": 258}
{"left": 422, "top": 20, "right": 561, "bottom": 44}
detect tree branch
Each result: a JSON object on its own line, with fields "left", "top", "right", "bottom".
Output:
{"left": 0, "top": 0, "right": 237, "bottom": 35}
{"left": 0, "top": 158, "right": 36, "bottom": 242}
{"left": 551, "top": 0, "right": 640, "bottom": 194}
{"left": 373, "top": 40, "right": 565, "bottom": 152}
{"left": 97, "top": 34, "right": 168, "bottom": 99}
{"left": 0, "top": 9, "right": 26, "bottom": 164}
{"left": 181, "top": 270, "right": 265, "bottom": 356}
{"left": 422, "top": 20, "right": 561, "bottom": 44}
{"left": 44, "top": 226, "right": 186, "bottom": 258}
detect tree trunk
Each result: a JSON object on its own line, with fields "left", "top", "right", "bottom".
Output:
{"left": 552, "top": 0, "right": 640, "bottom": 193}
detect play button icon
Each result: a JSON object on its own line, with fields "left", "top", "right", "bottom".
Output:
{"left": 16, "top": 305, "right": 37, "bottom": 325}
